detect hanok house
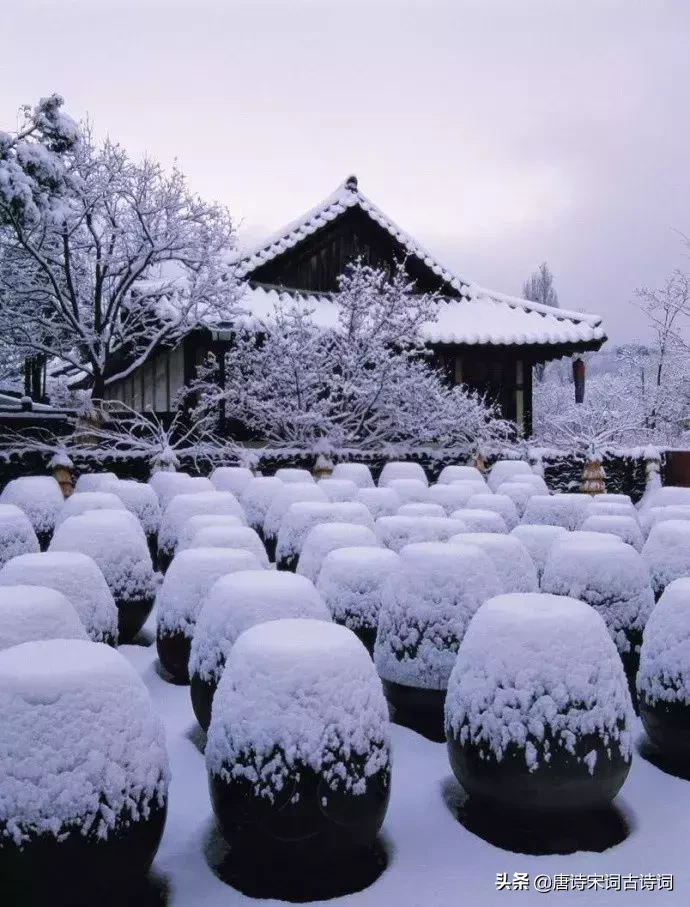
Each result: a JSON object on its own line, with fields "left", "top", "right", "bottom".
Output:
{"left": 102, "top": 176, "right": 606, "bottom": 435}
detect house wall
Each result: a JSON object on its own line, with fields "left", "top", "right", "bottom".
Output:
{"left": 103, "top": 342, "right": 187, "bottom": 413}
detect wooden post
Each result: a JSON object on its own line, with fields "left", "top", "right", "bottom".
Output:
{"left": 581, "top": 457, "right": 605, "bottom": 495}
{"left": 573, "top": 358, "right": 585, "bottom": 404}
{"left": 313, "top": 454, "right": 333, "bottom": 480}
{"left": 53, "top": 464, "right": 74, "bottom": 498}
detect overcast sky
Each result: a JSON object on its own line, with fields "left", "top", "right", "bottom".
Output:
{"left": 3, "top": 0, "right": 689, "bottom": 343}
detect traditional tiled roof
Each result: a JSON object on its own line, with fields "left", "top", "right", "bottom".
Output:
{"left": 234, "top": 176, "right": 605, "bottom": 348}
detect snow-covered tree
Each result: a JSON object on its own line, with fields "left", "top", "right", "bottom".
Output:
{"left": 523, "top": 262, "right": 559, "bottom": 309}
{"left": 532, "top": 372, "right": 648, "bottom": 457}
{"left": 0, "top": 95, "right": 239, "bottom": 401}
{"left": 193, "top": 262, "right": 513, "bottom": 453}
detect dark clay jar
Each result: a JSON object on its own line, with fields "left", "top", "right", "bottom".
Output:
{"left": 209, "top": 759, "right": 390, "bottom": 867}
{"left": 639, "top": 694, "right": 690, "bottom": 757}
{"left": 117, "top": 594, "right": 155, "bottom": 645}
{"left": 0, "top": 799, "right": 167, "bottom": 907}
{"left": 276, "top": 553, "right": 298, "bottom": 572}
{"left": 447, "top": 728, "right": 631, "bottom": 814}
{"left": 146, "top": 533, "right": 158, "bottom": 567}
{"left": 36, "top": 529, "right": 53, "bottom": 553}
{"left": 156, "top": 629, "right": 191, "bottom": 684}
{"left": 264, "top": 535, "right": 278, "bottom": 564}
{"left": 334, "top": 622, "right": 376, "bottom": 657}
{"left": 190, "top": 672, "right": 218, "bottom": 731}
{"left": 157, "top": 547, "right": 174, "bottom": 575}
{"left": 382, "top": 679, "right": 446, "bottom": 742}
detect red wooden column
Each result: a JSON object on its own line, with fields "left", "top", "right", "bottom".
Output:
{"left": 572, "top": 357, "right": 585, "bottom": 404}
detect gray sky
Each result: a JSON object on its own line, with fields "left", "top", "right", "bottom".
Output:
{"left": 3, "top": 0, "right": 689, "bottom": 343}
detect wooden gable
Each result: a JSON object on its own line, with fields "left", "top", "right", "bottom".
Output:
{"left": 244, "top": 205, "right": 463, "bottom": 297}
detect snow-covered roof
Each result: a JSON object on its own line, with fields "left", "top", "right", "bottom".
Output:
{"left": 234, "top": 176, "right": 605, "bottom": 349}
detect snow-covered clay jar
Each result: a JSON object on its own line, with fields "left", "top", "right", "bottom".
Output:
{"left": 297, "top": 522, "right": 381, "bottom": 584}
{"left": 445, "top": 593, "right": 634, "bottom": 814}
{"left": 378, "top": 460, "right": 428, "bottom": 487}
{"left": 0, "top": 552, "right": 119, "bottom": 645}
{"left": 157, "top": 491, "right": 246, "bottom": 573}
{"left": 437, "top": 464, "right": 486, "bottom": 486}
{"left": 355, "top": 487, "right": 401, "bottom": 520}
{"left": 487, "top": 459, "right": 533, "bottom": 492}
{"left": 102, "top": 479, "right": 162, "bottom": 564}
{"left": 317, "top": 478, "right": 359, "bottom": 502}
{"left": 175, "top": 514, "right": 244, "bottom": 553}
{"left": 375, "top": 515, "right": 467, "bottom": 553}
{"left": 262, "top": 482, "right": 327, "bottom": 562}
{"left": 521, "top": 493, "right": 591, "bottom": 530}
{"left": 73, "top": 471, "right": 118, "bottom": 493}
{"left": 332, "top": 462, "right": 374, "bottom": 488}
{"left": 375, "top": 542, "right": 501, "bottom": 740}
{"left": 189, "top": 571, "right": 331, "bottom": 730}
{"left": 383, "top": 478, "right": 429, "bottom": 505}
{"left": 206, "top": 620, "right": 390, "bottom": 889}
{"left": 0, "top": 504, "right": 40, "bottom": 569}
{"left": 449, "top": 509, "right": 507, "bottom": 534}
{"left": 210, "top": 466, "right": 254, "bottom": 496}
{"left": 274, "top": 467, "right": 315, "bottom": 484}
{"left": 510, "top": 524, "right": 567, "bottom": 584}
{"left": 0, "top": 639, "right": 169, "bottom": 905}
{"left": 188, "top": 525, "right": 269, "bottom": 568}
{"left": 637, "top": 578, "right": 690, "bottom": 757}
{"left": 239, "top": 476, "right": 283, "bottom": 542}
{"left": 0, "top": 476, "right": 63, "bottom": 550}
{"left": 147, "top": 471, "right": 214, "bottom": 511}
{"left": 275, "top": 502, "right": 374, "bottom": 572}
{"left": 316, "top": 547, "right": 400, "bottom": 655}
{"left": 0, "top": 585, "right": 88, "bottom": 652}
{"left": 449, "top": 533, "right": 538, "bottom": 594}
{"left": 643, "top": 520, "right": 690, "bottom": 600}
{"left": 156, "top": 547, "right": 261, "bottom": 684}
{"left": 541, "top": 535, "right": 654, "bottom": 707}
{"left": 55, "top": 491, "right": 126, "bottom": 528}
{"left": 495, "top": 481, "right": 538, "bottom": 518}
{"left": 427, "top": 483, "right": 480, "bottom": 515}
{"left": 579, "top": 514, "right": 644, "bottom": 552}
{"left": 466, "top": 493, "right": 520, "bottom": 531}
{"left": 50, "top": 510, "right": 157, "bottom": 644}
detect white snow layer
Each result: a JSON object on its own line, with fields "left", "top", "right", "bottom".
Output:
{"left": 209, "top": 466, "right": 254, "bottom": 496}
{"left": 643, "top": 519, "right": 690, "bottom": 595}
{"left": 466, "top": 493, "right": 520, "bottom": 531}
{"left": 580, "top": 514, "right": 644, "bottom": 551}
{"left": 316, "top": 478, "right": 359, "bottom": 502}
{"left": 449, "top": 533, "right": 539, "bottom": 594}
{"left": 383, "top": 478, "right": 430, "bottom": 505}
{"left": 0, "top": 504, "right": 40, "bottom": 568}
{"left": 275, "top": 501, "right": 375, "bottom": 563}
{"left": 73, "top": 472, "right": 118, "bottom": 493}
{"left": 584, "top": 500, "right": 638, "bottom": 524}
{"left": 375, "top": 541, "right": 501, "bottom": 689}
{"left": 0, "top": 639, "right": 169, "bottom": 844}
{"left": 176, "top": 514, "right": 244, "bottom": 553}
{"left": 495, "top": 481, "right": 538, "bottom": 517}
{"left": 55, "top": 491, "right": 127, "bottom": 528}
{"left": 0, "top": 551, "right": 119, "bottom": 643}
{"left": 49, "top": 510, "right": 156, "bottom": 603}
{"left": 521, "top": 493, "right": 591, "bottom": 530}
{"left": 0, "top": 584, "right": 88, "bottom": 651}
{"left": 205, "top": 619, "right": 391, "bottom": 800}
{"left": 640, "top": 485, "right": 690, "bottom": 514}
{"left": 449, "top": 509, "right": 507, "bottom": 534}
{"left": 375, "top": 515, "right": 468, "bottom": 552}
{"left": 487, "top": 459, "right": 533, "bottom": 492}
{"left": 187, "top": 525, "right": 269, "bottom": 568}
{"left": 297, "top": 522, "right": 381, "bottom": 583}
{"left": 159, "top": 492, "right": 246, "bottom": 555}
{"left": 445, "top": 593, "right": 633, "bottom": 769}
{"left": 378, "top": 461, "right": 428, "bottom": 487}
{"left": 397, "top": 502, "right": 446, "bottom": 517}
{"left": 355, "top": 487, "right": 402, "bottom": 520}
{"left": 437, "top": 464, "right": 486, "bottom": 485}
{"left": 0, "top": 476, "right": 63, "bottom": 535}
{"left": 541, "top": 535, "right": 654, "bottom": 653}
{"left": 316, "top": 546, "right": 400, "bottom": 631}
{"left": 190, "top": 570, "right": 331, "bottom": 683}
{"left": 427, "top": 483, "right": 480, "bottom": 514}
{"left": 157, "top": 547, "right": 262, "bottom": 637}
{"left": 262, "top": 483, "right": 328, "bottom": 543}
{"left": 637, "top": 578, "right": 690, "bottom": 705}
{"left": 331, "top": 462, "right": 375, "bottom": 488}
{"left": 148, "top": 473, "right": 214, "bottom": 510}
{"left": 642, "top": 505, "right": 690, "bottom": 539}
{"left": 238, "top": 476, "right": 284, "bottom": 531}
{"left": 274, "top": 467, "right": 315, "bottom": 484}
{"left": 509, "top": 524, "right": 568, "bottom": 582}
{"left": 102, "top": 479, "right": 162, "bottom": 535}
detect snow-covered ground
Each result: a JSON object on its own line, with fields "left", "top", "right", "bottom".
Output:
{"left": 122, "top": 612, "right": 689, "bottom": 906}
